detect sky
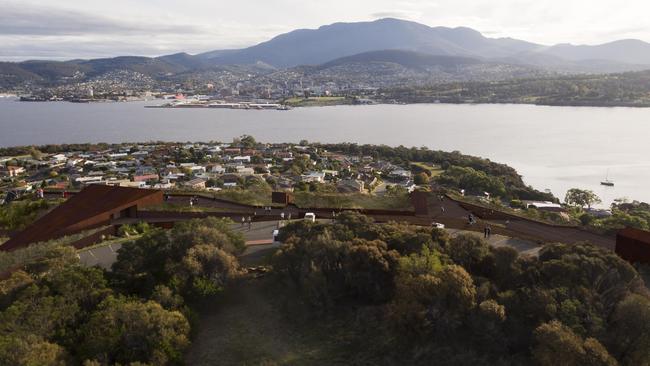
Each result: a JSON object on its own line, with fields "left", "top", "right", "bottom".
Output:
{"left": 2, "top": 0, "right": 649, "bottom": 61}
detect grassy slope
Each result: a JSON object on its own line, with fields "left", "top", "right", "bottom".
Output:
{"left": 185, "top": 249, "right": 375, "bottom": 365}
{"left": 293, "top": 192, "right": 411, "bottom": 210}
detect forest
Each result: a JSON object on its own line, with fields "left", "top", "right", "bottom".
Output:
{"left": 378, "top": 70, "right": 650, "bottom": 107}
{"left": 1, "top": 212, "right": 649, "bottom": 365}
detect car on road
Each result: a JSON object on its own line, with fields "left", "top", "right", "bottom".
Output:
{"left": 431, "top": 222, "right": 445, "bottom": 229}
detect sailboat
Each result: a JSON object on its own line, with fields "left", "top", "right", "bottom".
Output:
{"left": 601, "top": 170, "right": 614, "bottom": 186}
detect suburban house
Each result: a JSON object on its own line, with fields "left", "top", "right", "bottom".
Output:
{"left": 133, "top": 174, "right": 159, "bottom": 182}
{"left": 235, "top": 166, "right": 255, "bottom": 175}
{"left": 185, "top": 178, "right": 207, "bottom": 190}
{"left": 209, "top": 165, "right": 226, "bottom": 174}
{"left": 233, "top": 156, "right": 251, "bottom": 164}
{"left": 301, "top": 171, "right": 326, "bottom": 183}
{"left": 2, "top": 166, "right": 26, "bottom": 177}
{"left": 337, "top": 179, "right": 365, "bottom": 193}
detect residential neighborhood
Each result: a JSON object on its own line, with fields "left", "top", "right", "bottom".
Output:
{"left": 0, "top": 137, "right": 417, "bottom": 202}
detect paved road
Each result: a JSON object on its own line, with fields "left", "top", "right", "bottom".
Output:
{"left": 78, "top": 221, "right": 293, "bottom": 270}
{"left": 427, "top": 196, "right": 615, "bottom": 250}
{"left": 447, "top": 229, "right": 541, "bottom": 257}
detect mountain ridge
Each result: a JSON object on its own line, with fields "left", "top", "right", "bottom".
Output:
{"left": 3, "top": 18, "right": 650, "bottom": 89}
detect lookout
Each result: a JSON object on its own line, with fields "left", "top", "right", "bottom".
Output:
{"left": 1, "top": 185, "right": 163, "bottom": 252}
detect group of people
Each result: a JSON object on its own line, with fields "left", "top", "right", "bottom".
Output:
{"left": 241, "top": 216, "right": 253, "bottom": 230}
{"left": 188, "top": 196, "right": 199, "bottom": 207}
{"left": 483, "top": 225, "right": 492, "bottom": 239}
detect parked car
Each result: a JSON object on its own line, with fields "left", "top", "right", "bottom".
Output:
{"left": 304, "top": 212, "right": 316, "bottom": 222}
{"left": 431, "top": 222, "right": 445, "bottom": 229}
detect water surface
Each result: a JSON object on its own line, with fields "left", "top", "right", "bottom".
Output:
{"left": 1, "top": 98, "right": 648, "bottom": 206}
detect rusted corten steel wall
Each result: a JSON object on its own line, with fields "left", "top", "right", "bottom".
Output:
{"left": 272, "top": 191, "right": 294, "bottom": 205}
{"left": 1, "top": 185, "right": 163, "bottom": 252}
{"left": 616, "top": 227, "right": 650, "bottom": 264}
{"left": 411, "top": 191, "right": 429, "bottom": 216}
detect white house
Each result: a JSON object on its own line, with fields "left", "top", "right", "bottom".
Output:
{"left": 233, "top": 156, "right": 251, "bottom": 164}
{"left": 301, "top": 171, "right": 326, "bottom": 183}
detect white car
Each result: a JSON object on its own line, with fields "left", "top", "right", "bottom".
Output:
{"left": 431, "top": 222, "right": 445, "bottom": 229}
{"left": 304, "top": 212, "right": 316, "bottom": 222}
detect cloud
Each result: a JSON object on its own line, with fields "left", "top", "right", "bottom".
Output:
{"left": 370, "top": 10, "right": 422, "bottom": 20}
{"left": 0, "top": 3, "right": 204, "bottom": 36}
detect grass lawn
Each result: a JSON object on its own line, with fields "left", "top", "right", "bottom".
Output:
{"left": 214, "top": 189, "right": 274, "bottom": 206}
{"left": 284, "top": 96, "right": 349, "bottom": 107}
{"left": 294, "top": 192, "right": 411, "bottom": 210}
{"left": 145, "top": 202, "right": 244, "bottom": 213}
{"left": 76, "top": 235, "right": 141, "bottom": 252}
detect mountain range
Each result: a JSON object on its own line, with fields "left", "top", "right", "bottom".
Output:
{"left": 3, "top": 18, "right": 650, "bottom": 88}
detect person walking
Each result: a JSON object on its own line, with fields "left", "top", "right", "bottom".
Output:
{"left": 440, "top": 206, "right": 445, "bottom": 215}
{"left": 189, "top": 198, "right": 193, "bottom": 208}
{"left": 241, "top": 216, "right": 245, "bottom": 227}
{"left": 247, "top": 216, "right": 252, "bottom": 230}
{"left": 487, "top": 226, "right": 492, "bottom": 238}
{"left": 281, "top": 212, "right": 285, "bottom": 220}
{"left": 484, "top": 225, "right": 489, "bottom": 238}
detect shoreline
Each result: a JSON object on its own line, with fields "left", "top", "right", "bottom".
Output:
{"left": 6, "top": 96, "right": 650, "bottom": 109}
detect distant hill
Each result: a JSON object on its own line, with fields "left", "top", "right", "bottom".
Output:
{"left": 261, "top": 49, "right": 548, "bottom": 88}
{"left": 156, "top": 53, "right": 210, "bottom": 71}
{"left": 207, "top": 18, "right": 541, "bottom": 68}
{"left": 534, "top": 39, "right": 650, "bottom": 65}
{"left": 320, "top": 50, "right": 482, "bottom": 70}
{"left": 0, "top": 56, "right": 187, "bottom": 85}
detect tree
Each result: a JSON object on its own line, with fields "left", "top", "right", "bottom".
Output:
{"left": 181, "top": 244, "right": 240, "bottom": 298}
{"left": 608, "top": 294, "right": 650, "bottom": 365}
{"left": 446, "top": 233, "right": 490, "bottom": 273}
{"left": 533, "top": 320, "right": 617, "bottom": 366}
{"left": 79, "top": 297, "right": 190, "bottom": 365}
{"left": 0, "top": 335, "right": 67, "bottom": 366}
{"left": 414, "top": 172, "right": 429, "bottom": 185}
{"left": 239, "top": 135, "right": 256, "bottom": 148}
{"left": 565, "top": 188, "right": 602, "bottom": 209}
{"left": 343, "top": 239, "right": 399, "bottom": 303}
{"left": 29, "top": 147, "right": 43, "bottom": 161}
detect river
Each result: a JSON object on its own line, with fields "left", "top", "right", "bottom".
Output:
{"left": 1, "top": 98, "right": 648, "bottom": 206}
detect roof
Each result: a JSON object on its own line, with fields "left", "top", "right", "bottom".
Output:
{"left": 618, "top": 227, "right": 650, "bottom": 244}
{"left": 1, "top": 185, "right": 162, "bottom": 251}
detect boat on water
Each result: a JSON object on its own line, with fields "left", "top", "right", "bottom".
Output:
{"left": 601, "top": 170, "right": 615, "bottom": 186}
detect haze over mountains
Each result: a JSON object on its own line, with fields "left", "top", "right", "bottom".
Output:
{"left": 3, "top": 18, "right": 650, "bottom": 88}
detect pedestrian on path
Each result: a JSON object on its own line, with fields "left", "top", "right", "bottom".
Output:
{"left": 281, "top": 212, "right": 285, "bottom": 220}
{"left": 487, "top": 226, "right": 492, "bottom": 238}
{"left": 247, "top": 216, "right": 252, "bottom": 230}
{"left": 241, "top": 217, "right": 245, "bottom": 227}
{"left": 484, "top": 225, "right": 489, "bottom": 238}
{"left": 440, "top": 206, "right": 445, "bottom": 215}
